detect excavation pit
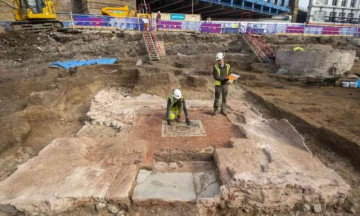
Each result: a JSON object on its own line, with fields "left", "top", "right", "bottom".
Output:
{"left": 133, "top": 153, "right": 220, "bottom": 203}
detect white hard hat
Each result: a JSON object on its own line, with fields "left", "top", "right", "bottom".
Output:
{"left": 216, "top": 52, "right": 225, "bottom": 61}
{"left": 173, "top": 89, "right": 182, "bottom": 100}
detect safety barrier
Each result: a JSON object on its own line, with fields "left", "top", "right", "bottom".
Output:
{"left": 1, "top": 14, "right": 360, "bottom": 37}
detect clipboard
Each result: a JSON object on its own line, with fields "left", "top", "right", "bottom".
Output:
{"left": 227, "top": 74, "right": 240, "bottom": 83}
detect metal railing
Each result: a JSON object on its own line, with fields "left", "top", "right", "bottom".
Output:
{"left": 241, "top": 25, "right": 275, "bottom": 62}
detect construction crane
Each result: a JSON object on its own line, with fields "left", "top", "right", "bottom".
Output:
{"left": 0, "top": 0, "right": 62, "bottom": 31}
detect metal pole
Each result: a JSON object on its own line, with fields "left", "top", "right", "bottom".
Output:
{"left": 192, "top": 0, "right": 194, "bottom": 14}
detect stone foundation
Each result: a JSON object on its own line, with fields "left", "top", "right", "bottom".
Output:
{"left": 275, "top": 50, "right": 356, "bottom": 77}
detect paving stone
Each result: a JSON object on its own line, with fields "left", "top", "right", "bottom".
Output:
{"left": 313, "top": 204, "right": 322, "bottom": 213}
{"left": 132, "top": 170, "right": 196, "bottom": 202}
{"left": 169, "top": 162, "right": 178, "bottom": 169}
{"left": 107, "top": 204, "right": 119, "bottom": 214}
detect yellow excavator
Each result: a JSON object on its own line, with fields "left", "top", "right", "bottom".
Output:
{"left": 0, "top": 0, "right": 62, "bottom": 31}
{"left": 101, "top": 4, "right": 151, "bottom": 20}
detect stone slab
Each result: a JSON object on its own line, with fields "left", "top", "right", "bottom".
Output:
{"left": 132, "top": 170, "right": 196, "bottom": 202}
{"left": 0, "top": 137, "right": 148, "bottom": 215}
{"left": 161, "top": 120, "right": 206, "bottom": 137}
{"left": 275, "top": 50, "right": 355, "bottom": 77}
{"left": 216, "top": 100, "right": 351, "bottom": 212}
{"left": 193, "top": 170, "right": 220, "bottom": 199}
{"left": 75, "top": 124, "right": 120, "bottom": 138}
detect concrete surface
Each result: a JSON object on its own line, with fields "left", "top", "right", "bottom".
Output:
{"left": 0, "top": 137, "right": 148, "bottom": 215}
{"left": 276, "top": 50, "right": 356, "bottom": 77}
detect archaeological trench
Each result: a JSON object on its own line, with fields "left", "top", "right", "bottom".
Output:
{"left": 0, "top": 30, "right": 359, "bottom": 216}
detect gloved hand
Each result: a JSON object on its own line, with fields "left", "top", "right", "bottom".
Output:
{"left": 176, "top": 116, "right": 181, "bottom": 122}
{"left": 167, "top": 119, "right": 171, "bottom": 125}
{"left": 224, "top": 78, "right": 229, "bottom": 82}
{"left": 186, "top": 118, "right": 190, "bottom": 126}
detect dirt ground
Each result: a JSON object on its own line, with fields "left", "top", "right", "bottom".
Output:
{"left": 241, "top": 69, "right": 360, "bottom": 215}
{"left": 0, "top": 30, "right": 360, "bottom": 215}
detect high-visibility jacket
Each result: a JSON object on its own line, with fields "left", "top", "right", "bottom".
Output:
{"left": 168, "top": 95, "right": 184, "bottom": 108}
{"left": 214, "top": 63, "right": 230, "bottom": 86}
{"left": 166, "top": 95, "right": 188, "bottom": 120}
{"left": 293, "top": 47, "right": 304, "bottom": 52}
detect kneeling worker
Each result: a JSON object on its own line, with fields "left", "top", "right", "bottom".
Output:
{"left": 166, "top": 89, "right": 190, "bottom": 126}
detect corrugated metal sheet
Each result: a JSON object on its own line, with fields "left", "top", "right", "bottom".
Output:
{"left": 151, "top": 13, "right": 201, "bottom": 21}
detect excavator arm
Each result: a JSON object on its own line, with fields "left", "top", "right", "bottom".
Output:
{"left": 0, "top": 0, "right": 16, "bottom": 9}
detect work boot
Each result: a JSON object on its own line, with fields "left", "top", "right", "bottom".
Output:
{"left": 212, "top": 110, "right": 219, "bottom": 116}
{"left": 221, "top": 110, "right": 227, "bottom": 116}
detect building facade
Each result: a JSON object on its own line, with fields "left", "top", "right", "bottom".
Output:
{"left": 308, "top": 0, "right": 360, "bottom": 23}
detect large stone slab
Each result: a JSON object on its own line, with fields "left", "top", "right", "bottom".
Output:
{"left": 0, "top": 137, "right": 148, "bottom": 215}
{"left": 133, "top": 168, "right": 220, "bottom": 203}
{"left": 193, "top": 170, "right": 220, "bottom": 199}
{"left": 133, "top": 170, "right": 196, "bottom": 202}
{"left": 276, "top": 50, "right": 356, "bottom": 77}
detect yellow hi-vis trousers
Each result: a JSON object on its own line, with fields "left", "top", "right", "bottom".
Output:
{"left": 169, "top": 106, "right": 181, "bottom": 120}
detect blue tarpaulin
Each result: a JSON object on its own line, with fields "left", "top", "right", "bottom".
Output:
{"left": 50, "top": 58, "right": 118, "bottom": 69}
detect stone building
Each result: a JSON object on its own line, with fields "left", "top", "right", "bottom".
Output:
{"left": 307, "top": 0, "right": 360, "bottom": 23}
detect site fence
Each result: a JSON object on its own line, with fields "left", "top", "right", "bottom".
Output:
{"left": 1, "top": 13, "right": 360, "bottom": 37}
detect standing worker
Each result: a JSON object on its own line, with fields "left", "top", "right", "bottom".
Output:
{"left": 213, "top": 52, "right": 230, "bottom": 116}
{"left": 156, "top": 11, "right": 161, "bottom": 31}
{"left": 166, "top": 89, "right": 190, "bottom": 126}
{"left": 142, "top": 15, "right": 149, "bottom": 31}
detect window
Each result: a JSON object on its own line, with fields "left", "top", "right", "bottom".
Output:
{"left": 350, "top": 0, "right": 356, "bottom": 7}
{"left": 339, "top": 12, "right": 345, "bottom": 22}
{"left": 341, "top": 0, "right": 346, "bottom": 6}
{"left": 332, "top": 0, "right": 337, "bottom": 5}
{"left": 329, "top": 12, "right": 336, "bottom": 22}
{"left": 348, "top": 13, "right": 354, "bottom": 23}
{"left": 314, "top": 11, "right": 326, "bottom": 21}
{"left": 315, "top": 0, "right": 327, "bottom": 4}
